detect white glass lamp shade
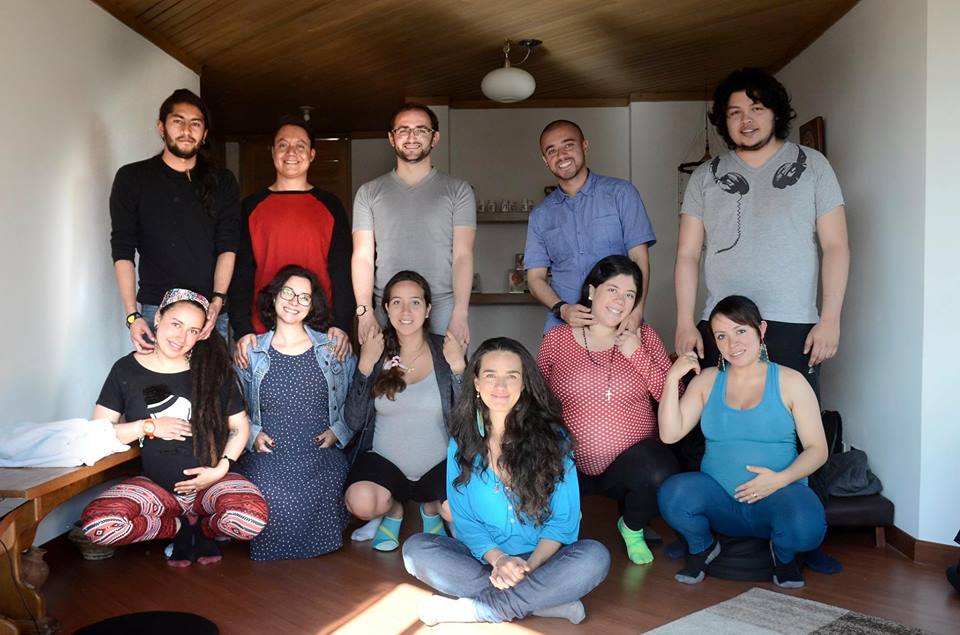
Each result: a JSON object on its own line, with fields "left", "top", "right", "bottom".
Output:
{"left": 481, "top": 66, "right": 536, "bottom": 103}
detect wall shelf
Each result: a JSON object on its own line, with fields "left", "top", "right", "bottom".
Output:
{"left": 470, "top": 293, "right": 539, "bottom": 305}
{"left": 476, "top": 212, "right": 530, "bottom": 223}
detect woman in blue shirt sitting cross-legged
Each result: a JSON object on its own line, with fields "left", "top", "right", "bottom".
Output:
{"left": 402, "top": 337, "right": 610, "bottom": 626}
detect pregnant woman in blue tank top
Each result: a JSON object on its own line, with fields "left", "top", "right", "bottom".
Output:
{"left": 657, "top": 295, "right": 828, "bottom": 588}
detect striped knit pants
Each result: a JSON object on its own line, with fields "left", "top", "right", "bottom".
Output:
{"left": 81, "top": 473, "right": 268, "bottom": 546}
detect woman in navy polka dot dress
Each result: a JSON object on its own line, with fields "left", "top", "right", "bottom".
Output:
{"left": 236, "top": 265, "right": 357, "bottom": 560}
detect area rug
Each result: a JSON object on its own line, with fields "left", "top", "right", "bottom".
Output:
{"left": 647, "top": 587, "right": 929, "bottom": 634}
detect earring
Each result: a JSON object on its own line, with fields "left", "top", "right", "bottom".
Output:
{"left": 759, "top": 341, "right": 769, "bottom": 362}
{"left": 717, "top": 356, "right": 726, "bottom": 372}
{"left": 475, "top": 392, "right": 485, "bottom": 438}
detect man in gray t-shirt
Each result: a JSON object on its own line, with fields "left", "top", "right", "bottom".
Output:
{"left": 352, "top": 103, "right": 476, "bottom": 344}
{"left": 676, "top": 68, "right": 849, "bottom": 400}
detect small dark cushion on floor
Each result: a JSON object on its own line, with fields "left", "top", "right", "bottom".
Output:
{"left": 948, "top": 564, "right": 960, "bottom": 593}
{"left": 75, "top": 611, "right": 217, "bottom": 635}
{"left": 707, "top": 535, "right": 774, "bottom": 582}
{"left": 824, "top": 494, "right": 894, "bottom": 528}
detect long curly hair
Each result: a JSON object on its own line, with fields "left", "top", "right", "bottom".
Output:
{"left": 157, "top": 299, "right": 233, "bottom": 466}
{"left": 371, "top": 271, "right": 432, "bottom": 400}
{"left": 256, "top": 264, "right": 331, "bottom": 332}
{"left": 450, "top": 337, "right": 571, "bottom": 526}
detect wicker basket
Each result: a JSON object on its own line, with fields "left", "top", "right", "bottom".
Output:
{"left": 68, "top": 523, "right": 116, "bottom": 560}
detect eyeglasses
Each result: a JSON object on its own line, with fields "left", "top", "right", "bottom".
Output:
{"left": 279, "top": 287, "right": 312, "bottom": 307}
{"left": 391, "top": 126, "right": 435, "bottom": 139}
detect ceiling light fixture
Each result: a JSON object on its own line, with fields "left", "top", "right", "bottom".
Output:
{"left": 299, "top": 105, "right": 315, "bottom": 122}
{"left": 481, "top": 39, "right": 541, "bottom": 103}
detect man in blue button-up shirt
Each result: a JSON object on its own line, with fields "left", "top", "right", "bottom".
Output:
{"left": 524, "top": 120, "right": 656, "bottom": 333}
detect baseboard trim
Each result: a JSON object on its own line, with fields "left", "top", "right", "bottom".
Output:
{"left": 887, "top": 525, "right": 960, "bottom": 568}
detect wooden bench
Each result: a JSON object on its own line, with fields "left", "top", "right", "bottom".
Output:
{"left": 0, "top": 450, "right": 140, "bottom": 635}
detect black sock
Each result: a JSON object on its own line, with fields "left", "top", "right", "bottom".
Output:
{"left": 195, "top": 528, "right": 221, "bottom": 561}
{"left": 771, "top": 543, "right": 805, "bottom": 588}
{"left": 171, "top": 515, "right": 195, "bottom": 562}
{"left": 675, "top": 539, "right": 720, "bottom": 584}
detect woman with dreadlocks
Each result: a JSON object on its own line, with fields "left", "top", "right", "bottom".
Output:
{"left": 81, "top": 288, "right": 268, "bottom": 567}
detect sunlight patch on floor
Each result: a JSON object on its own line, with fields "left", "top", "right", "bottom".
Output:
{"left": 326, "top": 583, "right": 539, "bottom": 634}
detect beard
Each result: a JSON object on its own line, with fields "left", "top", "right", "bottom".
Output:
{"left": 736, "top": 129, "right": 776, "bottom": 153}
{"left": 163, "top": 130, "right": 201, "bottom": 160}
{"left": 393, "top": 141, "right": 432, "bottom": 164}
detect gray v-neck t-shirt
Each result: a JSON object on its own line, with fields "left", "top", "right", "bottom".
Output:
{"left": 681, "top": 142, "right": 844, "bottom": 323}
{"left": 353, "top": 168, "right": 476, "bottom": 303}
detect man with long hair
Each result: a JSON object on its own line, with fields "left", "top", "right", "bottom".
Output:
{"left": 110, "top": 88, "right": 240, "bottom": 352}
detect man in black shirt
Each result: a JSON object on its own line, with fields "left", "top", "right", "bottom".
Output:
{"left": 110, "top": 89, "right": 240, "bottom": 352}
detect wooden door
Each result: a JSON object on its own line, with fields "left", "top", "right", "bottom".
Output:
{"left": 236, "top": 136, "right": 352, "bottom": 215}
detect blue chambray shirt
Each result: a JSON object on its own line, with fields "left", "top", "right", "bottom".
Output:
{"left": 524, "top": 171, "right": 656, "bottom": 332}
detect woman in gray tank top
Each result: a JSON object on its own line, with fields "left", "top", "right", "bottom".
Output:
{"left": 344, "top": 271, "right": 466, "bottom": 552}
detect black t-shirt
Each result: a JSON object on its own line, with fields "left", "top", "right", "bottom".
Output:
{"left": 97, "top": 353, "right": 244, "bottom": 492}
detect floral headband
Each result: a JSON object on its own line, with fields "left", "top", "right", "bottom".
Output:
{"left": 159, "top": 288, "right": 210, "bottom": 312}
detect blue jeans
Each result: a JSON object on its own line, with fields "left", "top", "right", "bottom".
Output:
{"left": 141, "top": 304, "right": 230, "bottom": 342}
{"left": 658, "top": 471, "right": 826, "bottom": 563}
{"left": 402, "top": 533, "right": 610, "bottom": 623}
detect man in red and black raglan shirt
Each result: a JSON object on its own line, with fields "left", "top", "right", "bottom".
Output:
{"left": 230, "top": 116, "right": 354, "bottom": 366}
{"left": 111, "top": 89, "right": 240, "bottom": 352}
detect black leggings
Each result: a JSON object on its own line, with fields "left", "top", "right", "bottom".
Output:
{"left": 578, "top": 438, "right": 679, "bottom": 530}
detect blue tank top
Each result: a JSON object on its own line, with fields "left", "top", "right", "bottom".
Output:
{"left": 700, "top": 363, "right": 804, "bottom": 498}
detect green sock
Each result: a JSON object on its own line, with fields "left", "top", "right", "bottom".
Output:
{"left": 419, "top": 505, "right": 447, "bottom": 536}
{"left": 372, "top": 515, "right": 402, "bottom": 552}
{"left": 618, "top": 517, "right": 654, "bottom": 565}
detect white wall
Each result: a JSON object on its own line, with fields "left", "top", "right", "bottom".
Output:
{"left": 779, "top": 0, "right": 958, "bottom": 544}
{"left": 630, "top": 101, "right": 724, "bottom": 337}
{"left": 919, "top": 0, "right": 960, "bottom": 545}
{"left": 0, "top": 0, "right": 198, "bottom": 544}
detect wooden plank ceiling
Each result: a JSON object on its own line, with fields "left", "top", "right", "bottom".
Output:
{"left": 93, "top": 0, "right": 858, "bottom": 135}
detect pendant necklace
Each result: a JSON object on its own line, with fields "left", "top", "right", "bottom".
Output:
{"left": 580, "top": 327, "right": 615, "bottom": 401}
{"left": 399, "top": 342, "right": 428, "bottom": 374}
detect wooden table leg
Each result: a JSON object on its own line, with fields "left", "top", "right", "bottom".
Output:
{"left": 0, "top": 508, "right": 57, "bottom": 634}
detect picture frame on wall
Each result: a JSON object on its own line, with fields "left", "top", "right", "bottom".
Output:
{"left": 800, "top": 116, "right": 826, "bottom": 155}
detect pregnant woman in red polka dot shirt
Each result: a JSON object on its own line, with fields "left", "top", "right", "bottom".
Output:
{"left": 537, "top": 255, "right": 680, "bottom": 565}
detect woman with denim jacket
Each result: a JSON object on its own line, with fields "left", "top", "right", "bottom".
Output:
{"left": 344, "top": 270, "right": 465, "bottom": 552}
{"left": 235, "top": 265, "right": 357, "bottom": 560}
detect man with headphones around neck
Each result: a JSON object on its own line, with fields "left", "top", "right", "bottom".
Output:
{"left": 675, "top": 68, "right": 849, "bottom": 401}
{"left": 672, "top": 68, "right": 849, "bottom": 574}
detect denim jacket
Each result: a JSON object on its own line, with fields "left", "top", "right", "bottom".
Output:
{"left": 235, "top": 327, "right": 357, "bottom": 451}
{"left": 344, "top": 333, "right": 462, "bottom": 464}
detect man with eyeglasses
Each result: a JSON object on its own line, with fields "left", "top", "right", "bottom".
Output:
{"left": 525, "top": 119, "right": 656, "bottom": 334}
{"left": 352, "top": 103, "right": 476, "bottom": 346}
{"left": 110, "top": 88, "right": 239, "bottom": 352}
{"left": 230, "top": 115, "right": 354, "bottom": 368}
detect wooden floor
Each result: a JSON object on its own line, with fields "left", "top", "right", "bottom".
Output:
{"left": 39, "top": 498, "right": 960, "bottom": 634}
